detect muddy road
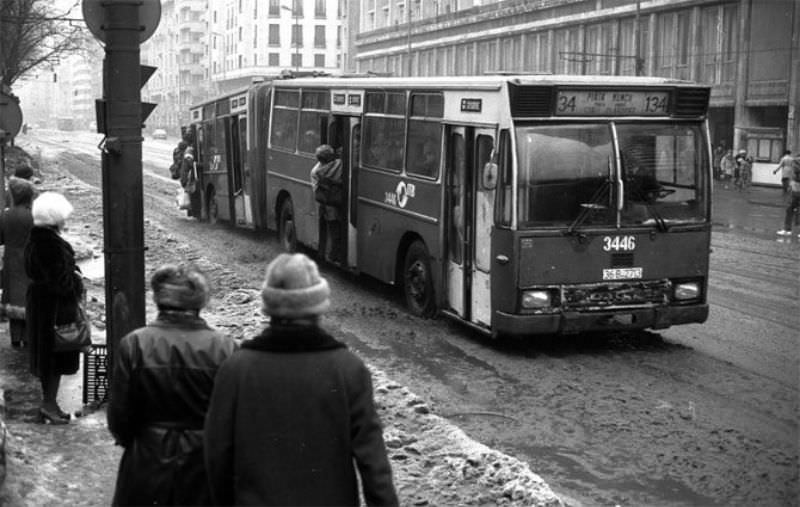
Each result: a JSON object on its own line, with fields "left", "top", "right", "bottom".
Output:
{"left": 18, "top": 130, "right": 798, "bottom": 506}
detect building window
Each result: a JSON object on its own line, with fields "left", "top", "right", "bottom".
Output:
{"left": 254, "top": 27, "right": 258, "bottom": 48}
{"left": 337, "top": 26, "right": 341, "bottom": 48}
{"left": 314, "top": 26, "right": 326, "bottom": 48}
{"left": 314, "top": 54, "right": 325, "bottom": 67}
{"left": 293, "top": 0, "right": 304, "bottom": 17}
{"left": 269, "top": 24, "right": 280, "bottom": 46}
{"left": 269, "top": 0, "right": 280, "bottom": 16}
{"left": 239, "top": 26, "right": 243, "bottom": 41}
{"left": 239, "top": 55, "right": 243, "bottom": 68}
{"left": 292, "top": 24, "right": 303, "bottom": 47}
{"left": 269, "top": 53, "right": 280, "bottom": 66}
{"left": 291, "top": 53, "right": 302, "bottom": 68}
{"left": 254, "top": 53, "right": 258, "bottom": 65}
{"left": 315, "top": 0, "right": 326, "bottom": 17}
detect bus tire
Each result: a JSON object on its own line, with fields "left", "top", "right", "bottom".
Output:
{"left": 278, "top": 198, "right": 297, "bottom": 253}
{"left": 403, "top": 240, "right": 436, "bottom": 318}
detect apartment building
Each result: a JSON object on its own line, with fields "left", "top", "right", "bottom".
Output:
{"left": 140, "top": 0, "right": 344, "bottom": 134}
{"left": 354, "top": 0, "right": 799, "bottom": 186}
{"left": 142, "top": 0, "right": 209, "bottom": 135}
{"left": 207, "top": 0, "right": 344, "bottom": 93}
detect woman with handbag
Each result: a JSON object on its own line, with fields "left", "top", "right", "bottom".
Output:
{"left": 0, "top": 177, "right": 35, "bottom": 348}
{"left": 24, "top": 191, "right": 85, "bottom": 424}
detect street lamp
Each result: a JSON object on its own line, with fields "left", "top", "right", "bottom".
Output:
{"left": 281, "top": 4, "right": 300, "bottom": 72}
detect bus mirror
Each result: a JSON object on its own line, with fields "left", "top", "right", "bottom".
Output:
{"left": 482, "top": 162, "right": 498, "bottom": 190}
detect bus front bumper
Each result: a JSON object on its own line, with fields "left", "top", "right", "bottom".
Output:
{"left": 493, "top": 304, "right": 709, "bottom": 336}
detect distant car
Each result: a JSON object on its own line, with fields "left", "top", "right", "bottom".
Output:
{"left": 152, "top": 128, "right": 167, "bottom": 140}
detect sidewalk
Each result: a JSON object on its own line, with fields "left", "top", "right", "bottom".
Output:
{"left": 711, "top": 182, "right": 792, "bottom": 238}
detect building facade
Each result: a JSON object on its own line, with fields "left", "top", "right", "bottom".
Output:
{"left": 142, "top": 0, "right": 209, "bottom": 135}
{"left": 140, "top": 0, "right": 345, "bottom": 134}
{"left": 355, "top": 0, "right": 800, "bottom": 185}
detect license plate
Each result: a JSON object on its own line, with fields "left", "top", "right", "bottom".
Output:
{"left": 602, "top": 267, "right": 643, "bottom": 280}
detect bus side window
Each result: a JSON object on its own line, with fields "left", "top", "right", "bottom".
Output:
{"left": 494, "top": 129, "right": 512, "bottom": 227}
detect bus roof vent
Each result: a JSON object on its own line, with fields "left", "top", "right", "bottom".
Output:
{"left": 672, "top": 87, "right": 710, "bottom": 117}
{"left": 509, "top": 84, "right": 553, "bottom": 117}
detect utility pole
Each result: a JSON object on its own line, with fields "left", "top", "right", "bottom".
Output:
{"left": 282, "top": 4, "right": 300, "bottom": 72}
{"left": 83, "top": 0, "right": 159, "bottom": 382}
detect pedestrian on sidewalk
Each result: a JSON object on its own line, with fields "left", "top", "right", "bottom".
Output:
{"left": 720, "top": 149, "right": 735, "bottom": 188}
{"left": 204, "top": 253, "right": 398, "bottom": 506}
{"left": 24, "top": 192, "right": 84, "bottom": 424}
{"left": 777, "top": 160, "right": 800, "bottom": 237}
{"left": 773, "top": 150, "right": 794, "bottom": 197}
{"left": 0, "top": 177, "right": 35, "bottom": 347}
{"left": 107, "top": 263, "right": 237, "bottom": 506}
{"left": 734, "top": 149, "right": 752, "bottom": 192}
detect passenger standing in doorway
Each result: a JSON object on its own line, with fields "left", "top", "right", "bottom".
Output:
{"left": 310, "top": 144, "right": 344, "bottom": 265}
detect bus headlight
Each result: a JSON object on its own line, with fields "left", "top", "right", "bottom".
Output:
{"left": 521, "top": 290, "right": 552, "bottom": 309}
{"left": 673, "top": 281, "right": 700, "bottom": 301}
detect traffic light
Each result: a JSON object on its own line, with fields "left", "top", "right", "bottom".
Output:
{"left": 94, "top": 65, "right": 157, "bottom": 134}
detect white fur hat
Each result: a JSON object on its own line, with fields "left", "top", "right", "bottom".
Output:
{"left": 32, "top": 191, "right": 73, "bottom": 227}
{"left": 261, "top": 253, "right": 330, "bottom": 318}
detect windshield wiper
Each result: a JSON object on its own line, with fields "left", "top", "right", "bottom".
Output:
{"left": 566, "top": 179, "right": 611, "bottom": 235}
{"left": 625, "top": 184, "right": 669, "bottom": 232}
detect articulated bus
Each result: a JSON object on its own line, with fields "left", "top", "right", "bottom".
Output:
{"left": 186, "top": 74, "right": 712, "bottom": 337}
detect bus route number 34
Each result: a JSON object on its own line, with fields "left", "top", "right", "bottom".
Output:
{"left": 603, "top": 235, "right": 636, "bottom": 251}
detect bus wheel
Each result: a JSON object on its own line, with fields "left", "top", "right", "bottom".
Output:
{"left": 207, "top": 192, "right": 219, "bottom": 224}
{"left": 278, "top": 198, "right": 297, "bottom": 252}
{"left": 403, "top": 240, "right": 436, "bottom": 318}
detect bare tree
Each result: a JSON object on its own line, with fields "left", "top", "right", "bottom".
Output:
{"left": 0, "top": 0, "right": 89, "bottom": 89}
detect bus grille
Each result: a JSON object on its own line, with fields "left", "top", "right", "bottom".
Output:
{"left": 672, "top": 88, "right": 710, "bottom": 117}
{"left": 509, "top": 85, "right": 553, "bottom": 117}
{"left": 562, "top": 280, "right": 670, "bottom": 310}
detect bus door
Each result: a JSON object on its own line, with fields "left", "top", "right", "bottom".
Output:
{"left": 445, "top": 126, "right": 495, "bottom": 327}
{"left": 225, "top": 115, "right": 248, "bottom": 226}
{"left": 327, "top": 115, "right": 359, "bottom": 268}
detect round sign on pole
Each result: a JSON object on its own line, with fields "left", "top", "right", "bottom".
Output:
{"left": 82, "top": 0, "right": 162, "bottom": 44}
{"left": 0, "top": 92, "right": 23, "bottom": 138}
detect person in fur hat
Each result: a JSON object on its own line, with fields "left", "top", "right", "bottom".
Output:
{"left": 107, "top": 263, "right": 237, "bottom": 506}
{"left": 0, "top": 177, "right": 35, "bottom": 347}
{"left": 204, "top": 253, "right": 398, "bottom": 506}
{"left": 25, "top": 191, "right": 84, "bottom": 424}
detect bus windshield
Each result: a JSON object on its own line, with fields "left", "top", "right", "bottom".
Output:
{"left": 515, "top": 122, "right": 708, "bottom": 229}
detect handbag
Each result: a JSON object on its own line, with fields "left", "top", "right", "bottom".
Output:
{"left": 177, "top": 188, "right": 192, "bottom": 210}
{"left": 53, "top": 304, "right": 92, "bottom": 353}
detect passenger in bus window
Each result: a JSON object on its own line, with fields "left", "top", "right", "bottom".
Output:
{"left": 311, "top": 145, "right": 344, "bottom": 265}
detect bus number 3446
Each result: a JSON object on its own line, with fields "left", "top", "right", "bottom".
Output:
{"left": 603, "top": 235, "right": 636, "bottom": 251}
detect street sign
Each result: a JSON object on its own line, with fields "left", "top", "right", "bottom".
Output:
{"left": 82, "top": 0, "right": 161, "bottom": 43}
{"left": 0, "top": 92, "right": 23, "bottom": 138}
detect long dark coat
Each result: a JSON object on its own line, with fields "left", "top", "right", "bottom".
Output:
{"left": 24, "top": 226, "right": 84, "bottom": 377}
{"left": 0, "top": 203, "right": 33, "bottom": 315}
{"left": 204, "top": 324, "right": 398, "bottom": 507}
{"left": 107, "top": 311, "right": 237, "bottom": 506}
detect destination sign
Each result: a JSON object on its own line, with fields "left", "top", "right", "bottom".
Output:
{"left": 555, "top": 89, "right": 669, "bottom": 116}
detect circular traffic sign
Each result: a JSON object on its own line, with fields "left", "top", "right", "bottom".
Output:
{"left": 82, "top": 0, "right": 161, "bottom": 44}
{"left": 0, "top": 92, "right": 23, "bottom": 137}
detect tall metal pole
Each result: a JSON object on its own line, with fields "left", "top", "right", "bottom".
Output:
{"left": 406, "top": 4, "right": 412, "bottom": 76}
{"left": 101, "top": 0, "right": 147, "bottom": 375}
{"left": 295, "top": 12, "right": 300, "bottom": 72}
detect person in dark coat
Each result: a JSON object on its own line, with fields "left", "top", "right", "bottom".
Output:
{"left": 1, "top": 177, "right": 35, "bottom": 347}
{"left": 204, "top": 253, "right": 398, "bottom": 507}
{"left": 24, "top": 191, "right": 84, "bottom": 424}
{"left": 107, "top": 263, "right": 237, "bottom": 506}
{"left": 107, "top": 264, "right": 236, "bottom": 505}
